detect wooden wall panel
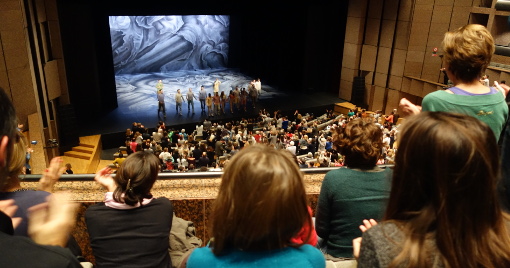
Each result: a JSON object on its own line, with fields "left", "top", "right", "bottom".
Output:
{"left": 365, "top": 18, "right": 381, "bottom": 46}
{"left": 45, "top": 60, "right": 61, "bottom": 100}
{"left": 360, "top": 45, "right": 378, "bottom": 71}
{"left": 342, "top": 43, "right": 362, "bottom": 69}
{"left": 380, "top": 19, "right": 397, "bottom": 48}
{"left": 388, "top": 75, "right": 403, "bottom": 91}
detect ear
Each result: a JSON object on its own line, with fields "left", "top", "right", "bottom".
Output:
{"left": 0, "top": 136, "right": 8, "bottom": 168}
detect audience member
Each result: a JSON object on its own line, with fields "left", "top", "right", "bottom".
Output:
{"left": 315, "top": 118, "right": 391, "bottom": 259}
{"left": 0, "top": 87, "right": 81, "bottom": 267}
{"left": 85, "top": 151, "right": 173, "bottom": 267}
{"left": 399, "top": 24, "right": 508, "bottom": 141}
{"left": 354, "top": 112, "right": 510, "bottom": 267}
{"left": 185, "top": 145, "right": 325, "bottom": 267}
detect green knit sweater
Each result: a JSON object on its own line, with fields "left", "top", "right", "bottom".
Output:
{"left": 315, "top": 167, "right": 392, "bottom": 258}
{"left": 422, "top": 90, "right": 508, "bottom": 140}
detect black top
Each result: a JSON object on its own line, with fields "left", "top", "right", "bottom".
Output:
{"left": 85, "top": 198, "right": 173, "bottom": 268}
{"left": 0, "top": 231, "right": 81, "bottom": 268}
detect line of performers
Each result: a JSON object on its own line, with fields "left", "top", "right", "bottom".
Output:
{"left": 156, "top": 78, "right": 262, "bottom": 118}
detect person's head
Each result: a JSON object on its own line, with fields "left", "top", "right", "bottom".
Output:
{"left": 332, "top": 118, "right": 383, "bottom": 168}
{"left": 65, "top": 163, "right": 72, "bottom": 170}
{"left": 8, "top": 132, "right": 27, "bottom": 179}
{"left": 386, "top": 111, "right": 510, "bottom": 267}
{"left": 113, "top": 151, "right": 160, "bottom": 206}
{"left": 177, "top": 89, "right": 181, "bottom": 93}
{"left": 201, "top": 85, "right": 204, "bottom": 90}
{"left": 188, "top": 87, "right": 192, "bottom": 92}
{"left": 0, "top": 88, "right": 17, "bottom": 183}
{"left": 210, "top": 145, "right": 310, "bottom": 255}
{"left": 442, "top": 24, "right": 494, "bottom": 83}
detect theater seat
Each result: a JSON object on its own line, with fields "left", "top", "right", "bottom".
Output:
{"left": 326, "top": 260, "right": 357, "bottom": 268}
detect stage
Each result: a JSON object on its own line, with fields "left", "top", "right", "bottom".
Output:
{"left": 76, "top": 69, "right": 346, "bottom": 149}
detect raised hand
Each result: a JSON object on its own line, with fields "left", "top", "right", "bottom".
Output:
{"left": 38, "top": 157, "right": 64, "bottom": 193}
{"left": 0, "top": 199, "right": 22, "bottom": 229}
{"left": 353, "top": 219, "right": 379, "bottom": 259}
{"left": 95, "top": 167, "right": 117, "bottom": 192}
{"left": 28, "top": 192, "right": 78, "bottom": 247}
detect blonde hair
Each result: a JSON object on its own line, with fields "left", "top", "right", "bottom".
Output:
{"left": 442, "top": 24, "right": 494, "bottom": 83}
{"left": 8, "top": 132, "right": 27, "bottom": 178}
{"left": 210, "top": 145, "right": 311, "bottom": 255}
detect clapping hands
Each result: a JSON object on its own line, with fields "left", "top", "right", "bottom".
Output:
{"left": 95, "top": 167, "right": 117, "bottom": 192}
{"left": 352, "top": 219, "right": 378, "bottom": 259}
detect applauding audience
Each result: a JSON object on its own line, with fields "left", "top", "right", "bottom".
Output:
{"left": 185, "top": 145, "right": 325, "bottom": 267}
{"left": 86, "top": 151, "right": 173, "bottom": 268}
{"left": 354, "top": 112, "right": 510, "bottom": 267}
{"left": 315, "top": 118, "right": 391, "bottom": 259}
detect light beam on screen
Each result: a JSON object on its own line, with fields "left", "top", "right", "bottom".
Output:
{"left": 109, "top": 15, "right": 230, "bottom": 74}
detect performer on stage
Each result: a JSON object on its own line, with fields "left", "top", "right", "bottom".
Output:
{"left": 156, "top": 80, "right": 164, "bottom": 91}
{"left": 255, "top": 78, "right": 262, "bottom": 100}
{"left": 187, "top": 88, "right": 197, "bottom": 114}
{"left": 199, "top": 85, "right": 207, "bottom": 112}
{"left": 157, "top": 87, "right": 166, "bottom": 118}
{"left": 213, "top": 78, "right": 221, "bottom": 94}
{"left": 175, "top": 89, "right": 185, "bottom": 116}
{"left": 249, "top": 80, "right": 258, "bottom": 108}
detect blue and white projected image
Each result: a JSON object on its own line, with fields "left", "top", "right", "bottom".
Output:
{"left": 110, "top": 15, "right": 230, "bottom": 74}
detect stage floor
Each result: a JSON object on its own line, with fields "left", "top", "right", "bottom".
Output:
{"left": 77, "top": 68, "right": 345, "bottom": 137}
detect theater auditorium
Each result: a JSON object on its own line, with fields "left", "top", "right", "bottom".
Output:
{"left": 2, "top": 0, "right": 510, "bottom": 267}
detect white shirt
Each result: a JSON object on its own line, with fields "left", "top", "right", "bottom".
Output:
{"left": 286, "top": 145, "right": 297, "bottom": 155}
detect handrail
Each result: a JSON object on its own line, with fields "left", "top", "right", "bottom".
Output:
{"left": 18, "top": 165, "right": 394, "bottom": 182}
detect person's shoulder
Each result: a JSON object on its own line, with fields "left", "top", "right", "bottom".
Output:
{"left": 187, "top": 247, "right": 216, "bottom": 267}
{"left": 1, "top": 190, "right": 51, "bottom": 203}
{"left": 365, "top": 221, "right": 402, "bottom": 241}
{"left": 0, "top": 232, "right": 81, "bottom": 267}
{"left": 423, "top": 89, "right": 449, "bottom": 100}
{"left": 287, "top": 245, "right": 325, "bottom": 267}
{"left": 85, "top": 202, "right": 107, "bottom": 213}
{"left": 152, "top": 197, "right": 173, "bottom": 207}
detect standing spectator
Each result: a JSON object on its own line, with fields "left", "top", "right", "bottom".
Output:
{"left": 399, "top": 24, "right": 508, "bottom": 141}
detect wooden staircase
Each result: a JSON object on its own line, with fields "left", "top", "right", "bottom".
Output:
{"left": 62, "top": 135, "right": 102, "bottom": 173}
{"left": 64, "top": 143, "right": 95, "bottom": 160}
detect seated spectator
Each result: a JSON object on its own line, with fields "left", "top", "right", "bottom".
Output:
{"left": 86, "top": 151, "right": 173, "bottom": 267}
{"left": 0, "top": 87, "right": 81, "bottom": 267}
{"left": 0, "top": 134, "right": 62, "bottom": 237}
{"left": 315, "top": 118, "right": 391, "bottom": 259}
{"left": 64, "top": 163, "right": 74, "bottom": 174}
{"left": 355, "top": 112, "right": 510, "bottom": 267}
{"left": 113, "top": 152, "right": 126, "bottom": 168}
{"left": 185, "top": 145, "right": 324, "bottom": 267}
